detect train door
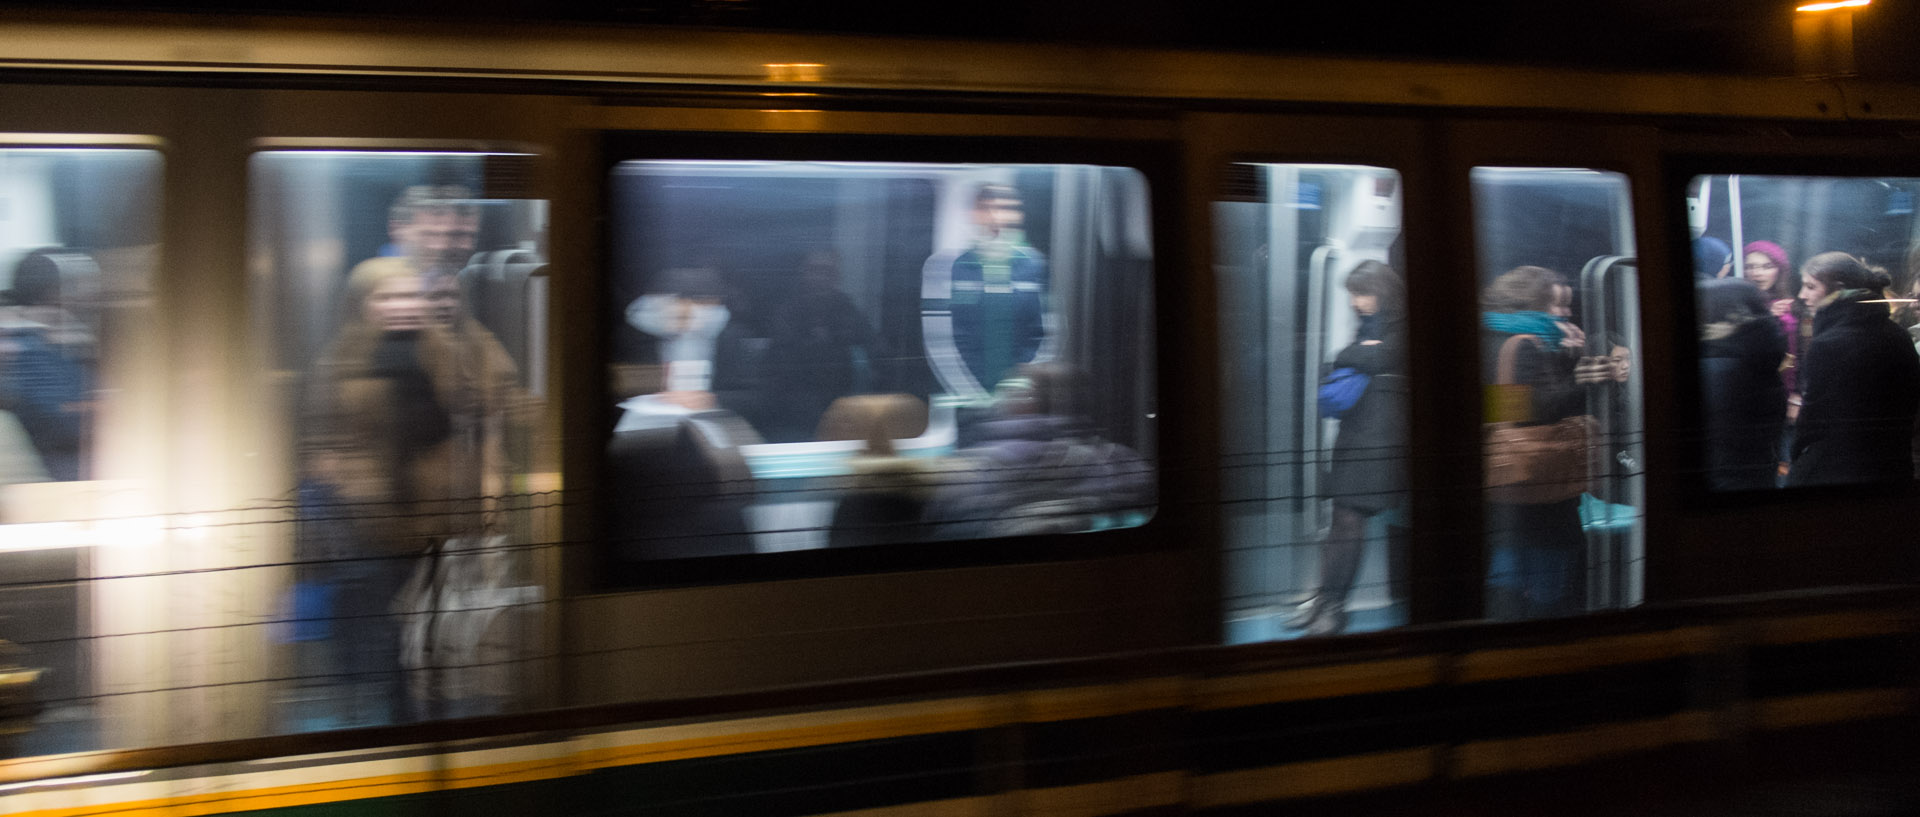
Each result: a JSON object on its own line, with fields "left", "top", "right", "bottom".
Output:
{"left": 1193, "top": 114, "right": 1430, "bottom": 643}
{"left": 1470, "top": 167, "right": 1645, "bottom": 616}
{"left": 249, "top": 145, "right": 552, "bottom": 728}
{"left": 1217, "top": 164, "right": 1408, "bottom": 639}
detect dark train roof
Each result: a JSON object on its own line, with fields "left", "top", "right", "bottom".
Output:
{"left": 5, "top": 0, "right": 1920, "bottom": 80}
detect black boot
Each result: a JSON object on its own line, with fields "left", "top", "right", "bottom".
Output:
{"left": 1295, "top": 505, "right": 1366, "bottom": 637}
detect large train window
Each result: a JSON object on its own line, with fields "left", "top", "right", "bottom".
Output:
{"left": 0, "top": 144, "right": 160, "bottom": 755}
{"left": 1473, "top": 167, "right": 1644, "bottom": 621}
{"left": 250, "top": 149, "right": 549, "bottom": 728}
{"left": 1218, "top": 163, "right": 1409, "bottom": 643}
{"left": 1688, "top": 174, "right": 1920, "bottom": 491}
{"left": 605, "top": 161, "right": 1155, "bottom": 562}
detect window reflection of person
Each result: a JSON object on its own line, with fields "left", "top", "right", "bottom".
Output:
{"left": 944, "top": 184, "right": 1048, "bottom": 396}
{"left": 1287, "top": 262, "right": 1407, "bottom": 637}
{"left": 1788, "top": 252, "right": 1920, "bottom": 487}
{"left": 305, "top": 260, "right": 513, "bottom": 723}
{"left": 765, "top": 251, "right": 874, "bottom": 442}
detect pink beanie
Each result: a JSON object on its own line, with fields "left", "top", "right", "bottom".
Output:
{"left": 1744, "top": 240, "right": 1790, "bottom": 274}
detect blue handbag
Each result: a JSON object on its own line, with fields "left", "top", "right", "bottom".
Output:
{"left": 1316, "top": 367, "right": 1370, "bottom": 419}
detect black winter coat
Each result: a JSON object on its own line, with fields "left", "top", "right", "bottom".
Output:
{"left": 1323, "top": 312, "right": 1407, "bottom": 515}
{"left": 1699, "top": 317, "right": 1788, "bottom": 491}
{"left": 1787, "top": 293, "right": 1920, "bottom": 486}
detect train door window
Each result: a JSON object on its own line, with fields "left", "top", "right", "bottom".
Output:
{"left": 1217, "top": 163, "right": 1409, "bottom": 643}
{"left": 0, "top": 144, "right": 160, "bottom": 755}
{"left": 1688, "top": 174, "right": 1920, "bottom": 491}
{"left": 604, "top": 161, "right": 1155, "bottom": 565}
{"left": 1472, "top": 167, "right": 1644, "bottom": 621}
{"left": 249, "top": 149, "right": 549, "bottom": 729}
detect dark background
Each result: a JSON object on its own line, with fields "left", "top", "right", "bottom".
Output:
{"left": 5, "top": 0, "right": 1918, "bottom": 80}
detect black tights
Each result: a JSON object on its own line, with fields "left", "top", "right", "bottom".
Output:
{"left": 1317, "top": 504, "right": 1368, "bottom": 606}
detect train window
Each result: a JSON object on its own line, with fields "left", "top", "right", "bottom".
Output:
{"left": 1688, "top": 174, "right": 1920, "bottom": 491}
{"left": 250, "top": 150, "right": 549, "bottom": 728}
{"left": 1218, "top": 163, "right": 1409, "bottom": 642}
{"left": 0, "top": 145, "right": 160, "bottom": 755}
{"left": 605, "top": 161, "right": 1155, "bottom": 562}
{"left": 1473, "top": 167, "right": 1644, "bottom": 621}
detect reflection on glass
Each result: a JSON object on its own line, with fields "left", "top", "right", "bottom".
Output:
{"left": 1689, "top": 175, "right": 1920, "bottom": 489}
{"left": 0, "top": 147, "right": 159, "bottom": 757}
{"left": 1217, "top": 164, "right": 1409, "bottom": 644}
{"left": 1473, "top": 167, "right": 1643, "bottom": 621}
{"left": 605, "top": 161, "right": 1156, "bottom": 565}
{"left": 252, "top": 152, "right": 546, "bottom": 729}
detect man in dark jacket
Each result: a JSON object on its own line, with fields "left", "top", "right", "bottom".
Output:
{"left": 1787, "top": 252, "right": 1920, "bottom": 486}
{"left": 943, "top": 184, "right": 1048, "bottom": 394}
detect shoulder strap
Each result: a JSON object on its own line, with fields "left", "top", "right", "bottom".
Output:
{"left": 1495, "top": 334, "right": 1542, "bottom": 386}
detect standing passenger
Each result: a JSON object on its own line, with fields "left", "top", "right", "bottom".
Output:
{"left": 945, "top": 184, "right": 1048, "bottom": 394}
{"left": 305, "top": 260, "right": 513, "bottom": 721}
{"left": 1481, "top": 266, "right": 1610, "bottom": 620}
{"left": 376, "top": 185, "right": 481, "bottom": 278}
{"left": 1694, "top": 237, "right": 1733, "bottom": 280}
{"left": 1787, "top": 252, "right": 1920, "bottom": 486}
{"left": 1287, "top": 261, "right": 1407, "bottom": 637}
{"left": 1697, "top": 278, "right": 1788, "bottom": 491}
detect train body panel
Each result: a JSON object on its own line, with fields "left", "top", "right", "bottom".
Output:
{"left": 0, "top": 11, "right": 1912, "bottom": 813}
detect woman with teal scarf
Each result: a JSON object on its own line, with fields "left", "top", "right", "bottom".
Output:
{"left": 1480, "top": 266, "right": 1609, "bottom": 620}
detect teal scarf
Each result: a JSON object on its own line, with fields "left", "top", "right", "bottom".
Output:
{"left": 1483, "top": 310, "right": 1564, "bottom": 348}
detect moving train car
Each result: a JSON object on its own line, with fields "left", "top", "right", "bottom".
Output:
{"left": 0, "top": 8, "right": 1917, "bottom": 814}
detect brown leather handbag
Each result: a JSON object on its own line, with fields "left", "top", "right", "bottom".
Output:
{"left": 1483, "top": 334, "right": 1596, "bottom": 504}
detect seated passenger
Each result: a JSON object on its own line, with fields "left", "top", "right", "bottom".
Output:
{"left": 621, "top": 267, "right": 766, "bottom": 429}
{"left": 0, "top": 409, "right": 49, "bottom": 493}
{"left": 1787, "top": 252, "right": 1920, "bottom": 487}
{"left": 764, "top": 251, "right": 875, "bottom": 443}
{"left": 925, "top": 363, "right": 1151, "bottom": 539}
{"left": 1697, "top": 278, "right": 1788, "bottom": 491}
{"left": 0, "top": 250, "right": 95, "bottom": 481}
{"left": 816, "top": 394, "right": 946, "bottom": 548}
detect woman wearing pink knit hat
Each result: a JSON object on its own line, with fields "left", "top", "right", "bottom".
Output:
{"left": 1744, "top": 240, "right": 1801, "bottom": 480}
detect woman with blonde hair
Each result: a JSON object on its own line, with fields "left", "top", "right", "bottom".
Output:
{"left": 303, "top": 257, "right": 518, "bottom": 723}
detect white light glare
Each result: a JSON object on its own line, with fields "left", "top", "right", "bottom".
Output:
{"left": 1797, "top": 0, "right": 1868, "bottom": 11}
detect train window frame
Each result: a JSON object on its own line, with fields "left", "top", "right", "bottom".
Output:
{"left": 1662, "top": 153, "right": 1920, "bottom": 507}
{"left": 589, "top": 130, "right": 1185, "bottom": 591}
{"left": 0, "top": 134, "right": 167, "bottom": 545}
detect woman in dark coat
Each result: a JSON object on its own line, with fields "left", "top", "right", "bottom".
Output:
{"left": 1786, "top": 252, "right": 1920, "bottom": 486}
{"left": 1287, "top": 261, "right": 1408, "bottom": 636}
{"left": 1480, "top": 266, "right": 1609, "bottom": 621}
{"left": 1697, "top": 278, "right": 1788, "bottom": 491}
